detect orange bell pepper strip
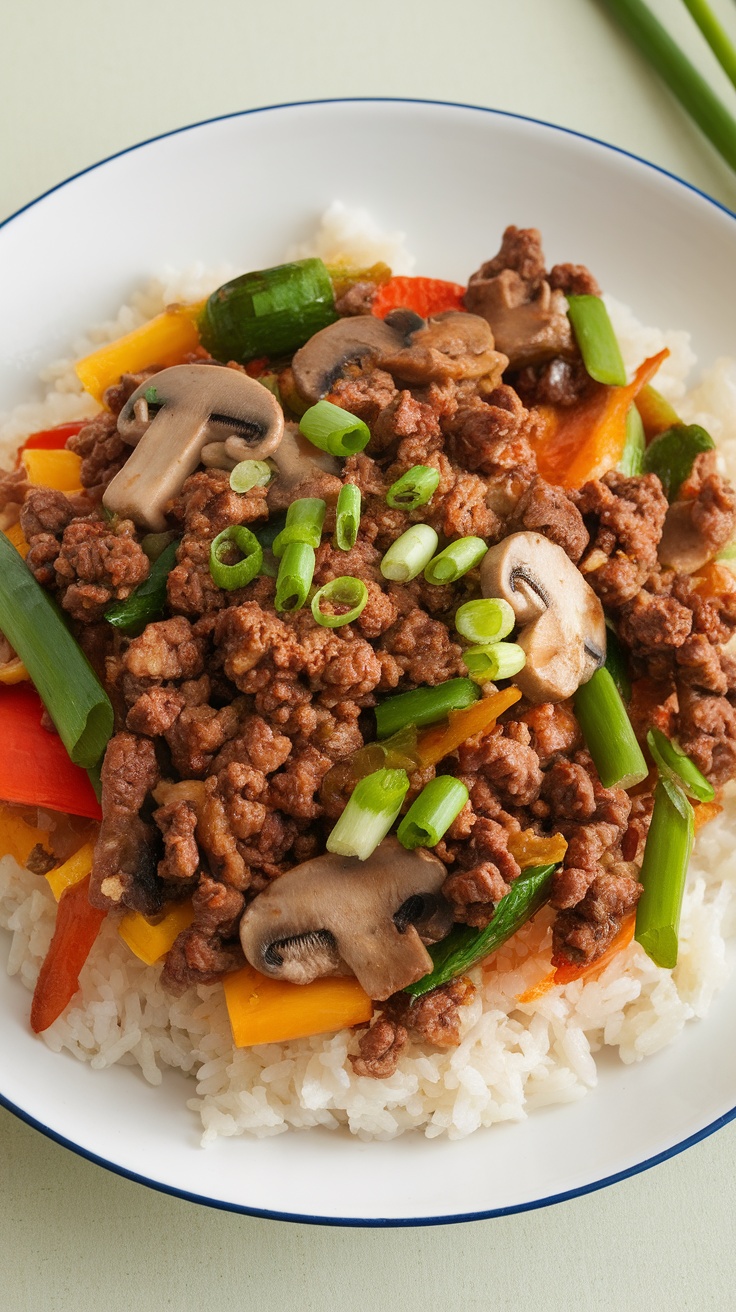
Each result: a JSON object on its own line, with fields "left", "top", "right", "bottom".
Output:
{"left": 224, "top": 965, "right": 373, "bottom": 1047}
{"left": 0, "top": 685, "right": 102, "bottom": 819}
{"left": 21, "top": 448, "right": 83, "bottom": 493}
{"left": 635, "top": 384, "right": 680, "bottom": 442}
{"left": 416, "top": 686, "right": 521, "bottom": 767}
{"left": 372, "top": 276, "right": 466, "bottom": 320}
{"left": 517, "top": 915, "right": 637, "bottom": 1004}
{"left": 30, "top": 874, "right": 106, "bottom": 1033}
{"left": 0, "top": 805, "right": 52, "bottom": 868}
{"left": 75, "top": 303, "right": 203, "bottom": 404}
{"left": 3, "top": 521, "right": 29, "bottom": 559}
{"left": 533, "top": 348, "right": 669, "bottom": 489}
{"left": 693, "top": 799, "right": 722, "bottom": 832}
{"left": 119, "top": 901, "right": 196, "bottom": 966}
{"left": 18, "top": 421, "right": 86, "bottom": 458}
{"left": 45, "top": 840, "right": 96, "bottom": 901}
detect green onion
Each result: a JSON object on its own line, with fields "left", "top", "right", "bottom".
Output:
{"left": 299, "top": 400, "right": 370, "bottom": 457}
{"left": 198, "top": 258, "right": 338, "bottom": 364}
{"left": 143, "top": 385, "right": 160, "bottom": 405}
{"left": 641, "top": 423, "right": 715, "bottom": 501}
{"left": 397, "top": 776, "right": 469, "bottom": 850}
{"left": 566, "top": 294, "right": 627, "bottom": 387}
{"left": 601, "top": 0, "right": 736, "bottom": 174}
{"left": 424, "top": 537, "right": 488, "bottom": 585}
{"left": 681, "top": 0, "right": 736, "bottom": 93}
{"left": 604, "top": 622, "right": 631, "bottom": 702}
{"left": 462, "top": 642, "right": 526, "bottom": 682}
{"left": 405, "top": 863, "right": 556, "bottom": 997}
{"left": 380, "top": 524, "right": 439, "bottom": 582}
{"left": 386, "top": 465, "right": 441, "bottom": 510}
{"left": 272, "top": 497, "right": 326, "bottom": 557}
{"left": 253, "top": 510, "right": 286, "bottom": 552}
{"left": 105, "top": 540, "right": 179, "bottom": 635}
{"left": 574, "top": 667, "right": 648, "bottom": 789}
{"left": 209, "top": 525, "right": 263, "bottom": 591}
{"left": 0, "top": 533, "right": 113, "bottom": 769}
{"left": 375, "top": 678, "right": 480, "bottom": 740}
{"left": 635, "top": 778, "right": 694, "bottom": 969}
{"left": 618, "top": 405, "right": 645, "bottom": 477}
{"left": 275, "top": 541, "right": 315, "bottom": 612}
{"left": 311, "top": 576, "right": 368, "bottom": 628}
{"left": 455, "top": 598, "right": 515, "bottom": 644}
{"left": 335, "top": 483, "right": 361, "bottom": 550}
{"left": 229, "top": 460, "right": 272, "bottom": 493}
{"left": 326, "top": 767, "right": 410, "bottom": 860}
{"left": 646, "top": 727, "right": 715, "bottom": 803}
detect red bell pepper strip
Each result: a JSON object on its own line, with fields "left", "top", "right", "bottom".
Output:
{"left": 30, "top": 874, "right": 106, "bottom": 1032}
{"left": 372, "top": 276, "right": 466, "bottom": 320}
{"left": 18, "top": 421, "right": 86, "bottom": 458}
{"left": 0, "top": 684, "right": 102, "bottom": 819}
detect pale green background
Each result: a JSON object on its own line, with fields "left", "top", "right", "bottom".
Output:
{"left": 2, "top": 0, "right": 736, "bottom": 1307}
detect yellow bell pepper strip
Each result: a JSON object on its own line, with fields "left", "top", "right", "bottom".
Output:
{"left": 517, "top": 914, "right": 637, "bottom": 1004}
{"left": 75, "top": 303, "right": 203, "bottom": 404}
{"left": 0, "top": 805, "right": 51, "bottom": 868}
{"left": 3, "top": 521, "right": 29, "bottom": 559}
{"left": 45, "top": 840, "right": 96, "bottom": 901}
{"left": 118, "top": 901, "right": 196, "bottom": 967}
{"left": 635, "top": 383, "right": 680, "bottom": 441}
{"left": 533, "top": 348, "right": 669, "bottom": 489}
{"left": 416, "top": 685, "right": 522, "bottom": 767}
{"left": 224, "top": 965, "right": 373, "bottom": 1048}
{"left": 0, "top": 656, "right": 29, "bottom": 685}
{"left": 21, "top": 448, "right": 83, "bottom": 493}
{"left": 507, "top": 829, "right": 568, "bottom": 868}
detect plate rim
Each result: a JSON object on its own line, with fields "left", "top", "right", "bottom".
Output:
{"left": 2, "top": 94, "right": 736, "bottom": 1227}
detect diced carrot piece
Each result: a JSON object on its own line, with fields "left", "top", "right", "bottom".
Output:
{"left": 75, "top": 303, "right": 203, "bottom": 404}
{"left": 416, "top": 686, "right": 521, "bottom": 766}
{"left": 21, "top": 449, "right": 83, "bottom": 493}
{"left": 224, "top": 965, "right": 373, "bottom": 1047}
{"left": 118, "top": 901, "right": 196, "bottom": 966}
{"left": 45, "top": 841, "right": 96, "bottom": 902}
{"left": 372, "top": 276, "right": 466, "bottom": 320}
{"left": 30, "top": 875, "right": 106, "bottom": 1032}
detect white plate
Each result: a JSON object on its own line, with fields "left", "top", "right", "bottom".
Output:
{"left": 2, "top": 99, "right": 736, "bottom": 1225}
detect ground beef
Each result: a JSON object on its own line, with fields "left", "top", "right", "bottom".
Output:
{"left": 19, "top": 487, "right": 87, "bottom": 539}
{"left": 384, "top": 977, "right": 476, "bottom": 1047}
{"left": 102, "top": 367, "right": 161, "bottom": 415}
{"left": 167, "top": 468, "right": 268, "bottom": 536}
{"left": 513, "top": 356, "right": 594, "bottom": 408}
{"left": 441, "top": 817, "right": 521, "bottom": 927}
{"left": 89, "top": 733, "right": 161, "bottom": 913}
{"left": 427, "top": 469, "right": 503, "bottom": 541}
{"left": 507, "top": 476, "right": 589, "bottom": 562}
{"left": 0, "top": 465, "right": 29, "bottom": 508}
{"left": 154, "top": 800, "right": 199, "bottom": 883}
{"left": 328, "top": 368, "right": 398, "bottom": 431}
{"left": 517, "top": 701, "right": 582, "bottom": 765}
{"left": 53, "top": 519, "right": 150, "bottom": 622}
{"left": 457, "top": 725, "right": 543, "bottom": 807}
{"left": 164, "top": 702, "right": 240, "bottom": 778}
{"left": 268, "top": 745, "right": 332, "bottom": 819}
{"left": 126, "top": 685, "right": 185, "bottom": 736}
{"left": 445, "top": 387, "right": 540, "bottom": 510}
{"left": 124, "top": 616, "right": 206, "bottom": 682}
{"left": 542, "top": 759, "right": 596, "bottom": 822}
{"left": 378, "top": 607, "right": 465, "bottom": 687}
{"left": 548, "top": 263, "right": 601, "bottom": 296}
{"left": 160, "top": 921, "right": 245, "bottom": 994}
{"left": 676, "top": 684, "right": 736, "bottom": 786}
{"left": 349, "top": 1018, "right": 409, "bottom": 1079}
{"left": 552, "top": 866, "right": 642, "bottom": 965}
{"left": 66, "top": 411, "right": 128, "bottom": 491}
{"left": 470, "top": 225, "right": 547, "bottom": 288}
{"left": 573, "top": 472, "right": 669, "bottom": 609}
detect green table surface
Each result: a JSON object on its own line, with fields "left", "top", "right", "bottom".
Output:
{"left": 2, "top": 1, "right": 736, "bottom": 1307}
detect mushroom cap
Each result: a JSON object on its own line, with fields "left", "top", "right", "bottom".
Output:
{"left": 291, "top": 316, "right": 405, "bottom": 404}
{"left": 266, "top": 421, "right": 342, "bottom": 511}
{"left": 377, "top": 310, "right": 507, "bottom": 386}
{"left": 104, "top": 364, "right": 284, "bottom": 531}
{"left": 464, "top": 269, "right": 574, "bottom": 369}
{"left": 239, "top": 837, "right": 452, "bottom": 1001}
{"left": 480, "top": 531, "right": 606, "bottom": 702}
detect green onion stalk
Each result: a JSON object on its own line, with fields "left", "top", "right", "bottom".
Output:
{"left": 462, "top": 642, "right": 526, "bottom": 682}
{"left": 424, "top": 536, "right": 488, "bottom": 585}
{"left": 380, "top": 524, "right": 439, "bottom": 582}
{"left": 397, "top": 777, "right": 469, "bottom": 850}
{"left": 386, "top": 465, "right": 440, "bottom": 510}
{"left": 635, "top": 778, "right": 694, "bottom": 969}
{"left": 229, "top": 459, "right": 272, "bottom": 493}
{"left": 374, "top": 678, "right": 479, "bottom": 740}
{"left": 454, "top": 598, "right": 515, "bottom": 644}
{"left": 646, "top": 727, "right": 715, "bottom": 803}
{"left": 566, "top": 294, "right": 627, "bottom": 386}
{"left": 272, "top": 497, "right": 326, "bottom": 556}
{"left": 681, "top": 0, "right": 736, "bottom": 91}
{"left": 311, "top": 576, "right": 368, "bottom": 628}
{"left": 299, "top": 400, "right": 370, "bottom": 457}
{"left": 618, "top": 405, "right": 645, "bottom": 477}
{"left": 106, "top": 539, "right": 179, "bottom": 634}
{"left": 275, "top": 541, "right": 315, "bottom": 612}
{"left": 326, "top": 768, "right": 410, "bottom": 860}
{"left": 335, "top": 483, "right": 361, "bottom": 550}
{"left": 574, "top": 667, "right": 648, "bottom": 789}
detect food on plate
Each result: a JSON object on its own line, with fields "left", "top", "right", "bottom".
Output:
{"left": 1, "top": 217, "right": 735, "bottom": 1141}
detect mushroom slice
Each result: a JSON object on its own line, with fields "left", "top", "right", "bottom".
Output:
{"left": 377, "top": 310, "right": 508, "bottom": 386}
{"left": 103, "top": 364, "right": 284, "bottom": 531}
{"left": 291, "top": 315, "right": 406, "bottom": 404}
{"left": 239, "top": 837, "right": 452, "bottom": 1001}
{"left": 464, "top": 269, "right": 574, "bottom": 369}
{"left": 480, "top": 531, "right": 606, "bottom": 703}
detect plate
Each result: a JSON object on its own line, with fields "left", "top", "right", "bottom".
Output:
{"left": 1, "top": 99, "right": 736, "bottom": 1225}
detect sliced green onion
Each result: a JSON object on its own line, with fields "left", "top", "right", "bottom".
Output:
{"left": 326, "top": 767, "right": 410, "bottom": 860}
{"left": 105, "top": 540, "right": 179, "bottom": 635}
{"left": 405, "top": 863, "right": 556, "bottom": 997}
{"left": 335, "top": 483, "right": 361, "bottom": 550}
{"left": 424, "top": 537, "right": 488, "bottom": 585}
{"left": 397, "top": 776, "right": 469, "bottom": 850}
{"left": 462, "top": 642, "right": 526, "bottom": 682}
{"left": 604, "top": 622, "right": 631, "bottom": 702}
{"left": 455, "top": 598, "right": 515, "bottom": 644}
{"left": 311, "top": 576, "right": 368, "bottom": 628}
{"left": 229, "top": 459, "right": 272, "bottom": 493}
{"left": 299, "top": 400, "right": 370, "bottom": 457}
{"left": 386, "top": 465, "right": 440, "bottom": 510}
{"left": 647, "top": 727, "right": 715, "bottom": 803}
{"left": 209, "top": 525, "right": 263, "bottom": 591}
{"left": 566, "top": 294, "right": 627, "bottom": 387}
{"left": 253, "top": 510, "right": 286, "bottom": 552}
{"left": 380, "top": 524, "right": 439, "bottom": 582}
{"left": 635, "top": 778, "right": 694, "bottom": 969}
{"left": 275, "top": 541, "right": 315, "bottom": 612}
{"left": 642, "top": 423, "right": 715, "bottom": 501}
{"left": 375, "top": 678, "right": 479, "bottom": 740}
{"left": 618, "top": 404, "right": 645, "bottom": 477}
{"left": 0, "top": 533, "right": 113, "bottom": 769}
{"left": 574, "top": 667, "right": 648, "bottom": 789}
{"left": 199, "top": 258, "right": 338, "bottom": 364}
{"left": 272, "top": 497, "right": 326, "bottom": 557}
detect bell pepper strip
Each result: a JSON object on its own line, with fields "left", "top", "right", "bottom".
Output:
{"left": 507, "top": 829, "right": 567, "bottom": 868}
{"left": 372, "top": 276, "right": 466, "bottom": 320}
{"left": 693, "top": 799, "right": 722, "bottom": 831}
{"left": 75, "top": 303, "right": 203, "bottom": 404}
{"left": 692, "top": 560, "right": 736, "bottom": 602}
{"left": 19, "top": 421, "right": 86, "bottom": 456}
{"left": 416, "top": 685, "right": 521, "bottom": 767}
{"left": 224, "top": 965, "right": 373, "bottom": 1047}
{"left": 0, "top": 685, "right": 102, "bottom": 819}
{"left": 0, "top": 657, "right": 29, "bottom": 685}
{"left": 3, "top": 521, "right": 29, "bottom": 559}
{"left": 30, "top": 874, "right": 106, "bottom": 1033}
{"left": 0, "top": 805, "right": 51, "bottom": 868}
{"left": 635, "top": 384, "right": 680, "bottom": 442}
{"left": 118, "top": 901, "right": 196, "bottom": 967}
{"left": 532, "top": 348, "right": 669, "bottom": 489}
{"left": 21, "top": 448, "right": 84, "bottom": 493}
{"left": 326, "top": 261, "right": 392, "bottom": 301}
{"left": 45, "top": 840, "right": 96, "bottom": 902}
{"left": 517, "top": 915, "right": 636, "bottom": 1004}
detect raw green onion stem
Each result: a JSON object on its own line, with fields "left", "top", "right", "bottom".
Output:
{"left": 311, "top": 576, "right": 368, "bottom": 628}
{"left": 375, "top": 678, "right": 480, "bottom": 740}
{"left": 0, "top": 533, "right": 113, "bottom": 769}
{"left": 642, "top": 423, "right": 715, "bottom": 500}
{"left": 397, "top": 777, "right": 469, "bottom": 850}
{"left": 604, "top": 622, "right": 631, "bottom": 703}
{"left": 566, "top": 295, "right": 627, "bottom": 387}
{"left": 326, "top": 768, "right": 410, "bottom": 860}
{"left": 380, "top": 524, "right": 439, "bottom": 582}
{"left": 274, "top": 541, "right": 315, "bottom": 612}
{"left": 635, "top": 777, "right": 694, "bottom": 969}
{"left": 299, "top": 400, "right": 370, "bottom": 457}
{"left": 199, "top": 258, "right": 338, "bottom": 363}
{"left": 209, "top": 525, "right": 263, "bottom": 591}
{"left": 405, "top": 863, "right": 557, "bottom": 997}
{"left": 106, "top": 540, "right": 179, "bottom": 635}
{"left": 646, "top": 727, "right": 715, "bottom": 803}
{"left": 229, "top": 460, "right": 272, "bottom": 493}
{"left": 574, "top": 667, "right": 648, "bottom": 789}
{"left": 681, "top": 0, "right": 736, "bottom": 91}
{"left": 455, "top": 598, "right": 515, "bottom": 645}
{"left": 272, "top": 497, "right": 326, "bottom": 557}
{"left": 386, "top": 465, "right": 441, "bottom": 510}
{"left": 618, "top": 405, "right": 645, "bottom": 477}
{"left": 462, "top": 642, "right": 526, "bottom": 683}
{"left": 335, "top": 483, "right": 361, "bottom": 550}
{"left": 424, "top": 537, "right": 488, "bottom": 585}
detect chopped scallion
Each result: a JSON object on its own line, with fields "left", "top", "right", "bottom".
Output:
{"left": 375, "top": 678, "right": 479, "bottom": 740}
{"left": 635, "top": 777, "right": 694, "bottom": 969}
{"left": 574, "top": 667, "right": 648, "bottom": 789}
{"left": 462, "top": 642, "right": 526, "bottom": 682}
{"left": 397, "top": 776, "right": 469, "bottom": 850}
{"left": 299, "top": 400, "right": 370, "bottom": 457}
{"left": 386, "top": 465, "right": 440, "bottom": 510}
{"left": 272, "top": 497, "right": 326, "bottom": 557}
{"left": 335, "top": 483, "right": 361, "bottom": 550}
{"left": 326, "top": 768, "right": 410, "bottom": 860}
{"left": 380, "top": 524, "right": 439, "bottom": 582}
{"left": 455, "top": 598, "right": 515, "bottom": 645}
{"left": 274, "top": 541, "right": 315, "bottom": 612}
{"left": 105, "top": 539, "right": 179, "bottom": 634}
{"left": 566, "top": 294, "right": 627, "bottom": 387}
{"left": 424, "top": 536, "right": 488, "bottom": 585}
{"left": 311, "top": 576, "right": 368, "bottom": 628}
{"left": 646, "top": 727, "right": 715, "bottom": 803}
{"left": 618, "top": 404, "right": 645, "bottom": 476}
{"left": 229, "top": 459, "right": 272, "bottom": 493}
{"left": 209, "top": 525, "right": 263, "bottom": 591}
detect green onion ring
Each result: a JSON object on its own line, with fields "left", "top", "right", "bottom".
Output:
{"left": 299, "top": 400, "right": 370, "bottom": 457}
{"left": 311, "top": 576, "right": 369, "bottom": 628}
{"left": 386, "top": 465, "right": 440, "bottom": 510}
{"left": 209, "top": 525, "right": 263, "bottom": 590}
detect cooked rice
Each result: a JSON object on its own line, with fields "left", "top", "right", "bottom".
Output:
{"left": 1, "top": 214, "right": 735, "bottom": 1143}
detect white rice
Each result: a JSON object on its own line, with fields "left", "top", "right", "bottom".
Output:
{"left": 1, "top": 213, "right": 735, "bottom": 1144}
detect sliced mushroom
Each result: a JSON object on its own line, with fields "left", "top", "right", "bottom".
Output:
{"left": 291, "top": 316, "right": 406, "bottom": 404}
{"left": 480, "top": 531, "right": 606, "bottom": 702}
{"left": 464, "top": 268, "right": 574, "bottom": 369}
{"left": 377, "top": 310, "right": 508, "bottom": 387}
{"left": 266, "top": 421, "right": 342, "bottom": 511}
{"left": 239, "top": 837, "right": 453, "bottom": 1001}
{"left": 103, "top": 364, "right": 284, "bottom": 530}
